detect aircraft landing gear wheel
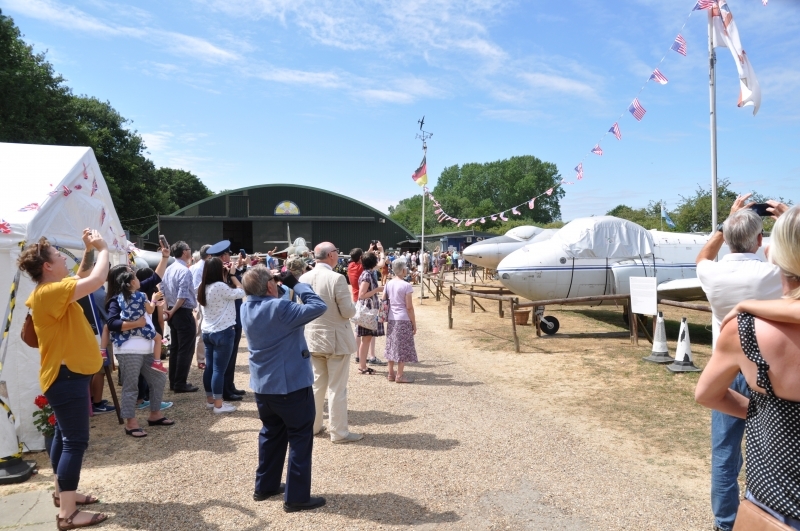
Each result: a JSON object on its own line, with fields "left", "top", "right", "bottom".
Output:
{"left": 541, "top": 316, "right": 560, "bottom": 335}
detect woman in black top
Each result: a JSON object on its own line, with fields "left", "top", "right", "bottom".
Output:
{"left": 696, "top": 205, "right": 800, "bottom": 528}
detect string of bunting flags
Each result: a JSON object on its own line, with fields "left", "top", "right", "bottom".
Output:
{"left": 412, "top": 0, "right": 764, "bottom": 226}
{"left": 1, "top": 161, "right": 130, "bottom": 252}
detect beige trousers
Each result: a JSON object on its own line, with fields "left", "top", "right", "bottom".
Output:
{"left": 194, "top": 309, "right": 205, "bottom": 364}
{"left": 311, "top": 352, "right": 352, "bottom": 441}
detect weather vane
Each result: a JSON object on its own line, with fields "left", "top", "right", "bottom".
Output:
{"left": 415, "top": 115, "right": 432, "bottom": 152}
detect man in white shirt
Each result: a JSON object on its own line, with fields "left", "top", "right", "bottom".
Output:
{"left": 299, "top": 242, "right": 362, "bottom": 444}
{"left": 695, "top": 195, "right": 783, "bottom": 531}
{"left": 189, "top": 244, "right": 211, "bottom": 369}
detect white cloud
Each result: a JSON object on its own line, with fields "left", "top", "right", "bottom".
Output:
{"left": 3, "top": 0, "right": 239, "bottom": 64}
{"left": 359, "top": 89, "right": 415, "bottom": 104}
{"left": 519, "top": 72, "right": 600, "bottom": 101}
{"left": 251, "top": 66, "right": 343, "bottom": 88}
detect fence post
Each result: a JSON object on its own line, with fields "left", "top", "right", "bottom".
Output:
{"left": 470, "top": 286, "right": 475, "bottom": 313}
{"left": 499, "top": 299, "right": 504, "bottom": 318}
{"left": 448, "top": 286, "right": 454, "bottom": 329}
{"left": 511, "top": 297, "right": 520, "bottom": 353}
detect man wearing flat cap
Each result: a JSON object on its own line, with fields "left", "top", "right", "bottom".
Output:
{"left": 207, "top": 240, "right": 247, "bottom": 401}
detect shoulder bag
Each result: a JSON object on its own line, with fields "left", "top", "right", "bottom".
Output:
{"left": 21, "top": 311, "right": 39, "bottom": 348}
{"left": 378, "top": 294, "right": 390, "bottom": 324}
{"left": 352, "top": 298, "right": 378, "bottom": 330}
{"left": 732, "top": 499, "right": 793, "bottom": 531}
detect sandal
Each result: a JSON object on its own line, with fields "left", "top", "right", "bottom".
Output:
{"left": 357, "top": 367, "right": 375, "bottom": 375}
{"left": 395, "top": 375, "right": 414, "bottom": 383}
{"left": 147, "top": 417, "right": 175, "bottom": 426}
{"left": 387, "top": 373, "right": 396, "bottom": 382}
{"left": 56, "top": 509, "right": 107, "bottom": 530}
{"left": 124, "top": 428, "right": 147, "bottom": 438}
{"left": 52, "top": 493, "right": 99, "bottom": 508}
{"left": 198, "top": 363, "right": 206, "bottom": 370}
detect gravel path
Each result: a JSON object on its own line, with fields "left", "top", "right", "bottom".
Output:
{"left": 5, "top": 289, "right": 710, "bottom": 530}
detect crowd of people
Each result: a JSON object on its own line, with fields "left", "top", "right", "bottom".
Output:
{"left": 19, "top": 198, "right": 800, "bottom": 529}
{"left": 17, "top": 234, "right": 422, "bottom": 525}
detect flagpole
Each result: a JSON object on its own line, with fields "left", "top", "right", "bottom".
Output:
{"left": 415, "top": 119, "right": 432, "bottom": 300}
{"left": 708, "top": 10, "right": 719, "bottom": 233}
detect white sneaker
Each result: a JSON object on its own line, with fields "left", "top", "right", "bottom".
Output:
{"left": 206, "top": 401, "right": 214, "bottom": 409}
{"left": 213, "top": 402, "right": 237, "bottom": 414}
{"left": 332, "top": 432, "right": 364, "bottom": 444}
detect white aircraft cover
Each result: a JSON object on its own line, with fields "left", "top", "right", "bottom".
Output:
{"left": 550, "top": 216, "right": 654, "bottom": 259}
{"left": 0, "top": 142, "right": 128, "bottom": 452}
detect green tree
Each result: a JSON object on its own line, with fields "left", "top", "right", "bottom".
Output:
{"left": 0, "top": 9, "right": 81, "bottom": 145}
{"left": 71, "top": 96, "right": 176, "bottom": 233}
{"left": 606, "top": 201, "right": 665, "bottom": 230}
{"left": 155, "top": 168, "right": 213, "bottom": 209}
{"left": 673, "top": 180, "right": 740, "bottom": 233}
{"left": 390, "top": 155, "right": 564, "bottom": 234}
{"left": 387, "top": 194, "right": 438, "bottom": 235}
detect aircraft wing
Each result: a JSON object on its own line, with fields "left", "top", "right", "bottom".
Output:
{"left": 656, "top": 278, "right": 707, "bottom": 302}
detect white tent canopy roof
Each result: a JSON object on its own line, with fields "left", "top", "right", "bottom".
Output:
{"left": 549, "top": 216, "right": 655, "bottom": 259}
{"left": 0, "top": 142, "right": 128, "bottom": 453}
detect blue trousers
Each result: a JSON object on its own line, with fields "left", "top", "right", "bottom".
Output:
{"left": 202, "top": 326, "right": 235, "bottom": 399}
{"left": 222, "top": 322, "right": 242, "bottom": 396}
{"left": 711, "top": 372, "right": 750, "bottom": 531}
{"left": 45, "top": 367, "right": 92, "bottom": 492}
{"left": 254, "top": 386, "right": 315, "bottom": 503}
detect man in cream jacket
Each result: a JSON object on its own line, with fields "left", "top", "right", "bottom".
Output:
{"left": 299, "top": 242, "right": 363, "bottom": 443}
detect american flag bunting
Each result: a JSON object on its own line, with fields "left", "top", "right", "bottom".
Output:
{"left": 512, "top": 207, "right": 521, "bottom": 215}
{"left": 18, "top": 203, "right": 39, "bottom": 212}
{"left": 609, "top": 122, "right": 621, "bottom": 140}
{"left": 591, "top": 145, "right": 603, "bottom": 156}
{"left": 693, "top": 0, "right": 716, "bottom": 10}
{"left": 528, "top": 198, "right": 535, "bottom": 209}
{"left": 0, "top": 220, "right": 10, "bottom": 234}
{"left": 650, "top": 68, "right": 668, "bottom": 85}
{"left": 671, "top": 34, "right": 687, "bottom": 56}
{"left": 575, "top": 163, "right": 583, "bottom": 180}
{"left": 629, "top": 98, "right": 647, "bottom": 121}
{"left": 545, "top": 188, "right": 553, "bottom": 196}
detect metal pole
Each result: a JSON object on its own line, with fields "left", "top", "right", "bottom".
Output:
{"left": 420, "top": 190, "right": 426, "bottom": 300}
{"left": 708, "top": 11, "right": 719, "bottom": 232}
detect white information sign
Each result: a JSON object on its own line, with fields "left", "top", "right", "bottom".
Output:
{"left": 630, "top": 277, "right": 658, "bottom": 316}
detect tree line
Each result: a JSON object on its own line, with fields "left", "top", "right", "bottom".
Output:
{"left": 0, "top": 9, "right": 213, "bottom": 234}
{"left": 389, "top": 155, "right": 565, "bottom": 235}
{"left": 607, "top": 180, "right": 789, "bottom": 233}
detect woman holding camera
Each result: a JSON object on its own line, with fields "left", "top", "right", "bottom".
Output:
{"left": 356, "top": 251, "right": 385, "bottom": 374}
{"left": 198, "top": 257, "right": 245, "bottom": 414}
{"left": 18, "top": 230, "right": 109, "bottom": 529}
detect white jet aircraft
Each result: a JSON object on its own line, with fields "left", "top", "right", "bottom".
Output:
{"left": 496, "top": 216, "right": 761, "bottom": 334}
{"left": 461, "top": 226, "right": 558, "bottom": 269}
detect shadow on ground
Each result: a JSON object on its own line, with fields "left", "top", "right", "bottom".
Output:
{"left": 318, "top": 492, "right": 460, "bottom": 525}
{"left": 353, "top": 432, "right": 459, "bottom": 451}
{"left": 101, "top": 500, "right": 268, "bottom": 531}
{"left": 348, "top": 409, "right": 416, "bottom": 426}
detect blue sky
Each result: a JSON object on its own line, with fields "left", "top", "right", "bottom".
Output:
{"left": 3, "top": 0, "right": 799, "bottom": 222}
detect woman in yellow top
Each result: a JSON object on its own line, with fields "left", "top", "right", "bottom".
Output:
{"left": 19, "top": 229, "right": 111, "bottom": 530}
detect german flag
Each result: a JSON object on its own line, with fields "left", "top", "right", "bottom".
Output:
{"left": 411, "top": 156, "right": 427, "bottom": 187}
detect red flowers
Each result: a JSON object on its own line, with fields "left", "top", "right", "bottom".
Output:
{"left": 32, "top": 394, "right": 55, "bottom": 437}
{"left": 34, "top": 395, "right": 48, "bottom": 409}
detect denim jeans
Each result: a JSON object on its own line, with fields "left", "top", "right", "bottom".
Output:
{"left": 711, "top": 372, "right": 750, "bottom": 531}
{"left": 202, "top": 326, "right": 235, "bottom": 399}
{"left": 44, "top": 366, "right": 92, "bottom": 492}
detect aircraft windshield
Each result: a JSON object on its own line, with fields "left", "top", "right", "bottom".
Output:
{"left": 505, "top": 226, "right": 541, "bottom": 241}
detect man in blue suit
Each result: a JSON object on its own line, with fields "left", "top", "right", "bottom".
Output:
{"left": 240, "top": 265, "right": 328, "bottom": 512}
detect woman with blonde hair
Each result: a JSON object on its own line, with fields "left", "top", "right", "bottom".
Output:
{"left": 18, "top": 230, "right": 110, "bottom": 529}
{"left": 696, "top": 204, "right": 800, "bottom": 529}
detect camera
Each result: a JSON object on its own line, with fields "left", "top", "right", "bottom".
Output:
{"left": 749, "top": 203, "right": 771, "bottom": 217}
{"left": 371, "top": 240, "right": 378, "bottom": 245}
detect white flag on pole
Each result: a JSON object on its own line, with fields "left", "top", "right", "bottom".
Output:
{"left": 711, "top": 1, "right": 761, "bottom": 115}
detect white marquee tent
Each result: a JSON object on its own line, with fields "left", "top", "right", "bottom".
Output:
{"left": 0, "top": 143, "right": 128, "bottom": 454}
